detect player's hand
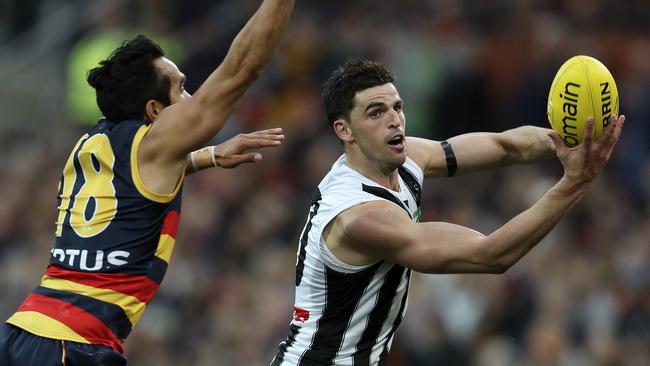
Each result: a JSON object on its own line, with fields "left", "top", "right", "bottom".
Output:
{"left": 213, "top": 128, "right": 285, "bottom": 169}
{"left": 548, "top": 114, "right": 624, "bottom": 185}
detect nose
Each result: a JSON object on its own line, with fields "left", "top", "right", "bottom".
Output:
{"left": 387, "top": 110, "right": 402, "bottom": 128}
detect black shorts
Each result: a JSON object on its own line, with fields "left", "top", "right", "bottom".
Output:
{"left": 0, "top": 323, "right": 126, "bottom": 366}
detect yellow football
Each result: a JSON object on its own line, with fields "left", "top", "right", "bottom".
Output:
{"left": 547, "top": 55, "right": 619, "bottom": 146}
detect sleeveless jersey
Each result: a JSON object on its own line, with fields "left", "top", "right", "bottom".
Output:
{"left": 273, "top": 154, "right": 423, "bottom": 366}
{"left": 7, "top": 119, "right": 184, "bottom": 353}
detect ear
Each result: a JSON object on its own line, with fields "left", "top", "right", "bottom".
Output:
{"left": 144, "top": 100, "right": 164, "bottom": 122}
{"left": 333, "top": 119, "right": 354, "bottom": 143}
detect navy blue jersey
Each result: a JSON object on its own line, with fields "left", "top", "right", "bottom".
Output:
{"left": 7, "top": 119, "right": 184, "bottom": 353}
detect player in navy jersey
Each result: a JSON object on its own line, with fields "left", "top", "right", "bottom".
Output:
{"left": 272, "top": 59, "right": 625, "bottom": 365}
{"left": 0, "top": 1, "right": 295, "bottom": 365}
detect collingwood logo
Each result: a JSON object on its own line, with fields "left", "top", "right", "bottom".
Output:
{"left": 560, "top": 82, "right": 580, "bottom": 146}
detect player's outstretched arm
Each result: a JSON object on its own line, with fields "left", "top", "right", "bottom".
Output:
{"left": 336, "top": 115, "right": 624, "bottom": 274}
{"left": 407, "top": 125, "right": 556, "bottom": 178}
{"left": 152, "top": 0, "right": 294, "bottom": 155}
{"left": 184, "top": 128, "right": 285, "bottom": 175}
{"left": 138, "top": 0, "right": 295, "bottom": 190}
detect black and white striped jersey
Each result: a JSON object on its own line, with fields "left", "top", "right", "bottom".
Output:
{"left": 272, "top": 154, "right": 423, "bottom": 366}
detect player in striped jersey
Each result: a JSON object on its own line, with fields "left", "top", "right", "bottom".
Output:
{"left": 0, "top": 1, "right": 295, "bottom": 365}
{"left": 272, "top": 59, "right": 624, "bottom": 365}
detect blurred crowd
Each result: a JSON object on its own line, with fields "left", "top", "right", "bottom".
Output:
{"left": 1, "top": 0, "right": 649, "bottom": 365}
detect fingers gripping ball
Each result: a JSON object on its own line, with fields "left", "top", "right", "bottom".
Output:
{"left": 547, "top": 55, "right": 619, "bottom": 146}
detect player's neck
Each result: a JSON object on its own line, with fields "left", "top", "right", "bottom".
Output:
{"left": 345, "top": 155, "right": 400, "bottom": 191}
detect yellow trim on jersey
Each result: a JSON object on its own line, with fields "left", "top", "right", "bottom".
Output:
{"left": 40, "top": 276, "right": 147, "bottom": 326}
{"left": 130, "top": 124, "right": 185, "bottom": 203}
{"left": 7, "top": 311, "right": 91, "bottom": 344}
{"left": 155, "top": 233, "right": 176, "bottom": 263}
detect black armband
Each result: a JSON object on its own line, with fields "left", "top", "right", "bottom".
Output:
{"left": 440, "top": 140, "right": 457, "bottom": 177}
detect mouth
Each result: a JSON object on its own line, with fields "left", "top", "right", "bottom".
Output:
{"left": 387, "top": 134, "right": 405, "bottom": 151}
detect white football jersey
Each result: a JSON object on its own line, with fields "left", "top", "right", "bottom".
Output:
{"left": 272, "top": 154, "right": 423, "bottom": 366}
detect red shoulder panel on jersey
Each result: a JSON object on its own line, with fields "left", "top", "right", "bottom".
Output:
{"left": 160, "top": 210, "right": 180, "bottom": 238}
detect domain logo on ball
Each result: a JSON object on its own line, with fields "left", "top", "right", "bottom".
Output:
{"left": 547, "top": 55, "right": 619, "bottom": 146}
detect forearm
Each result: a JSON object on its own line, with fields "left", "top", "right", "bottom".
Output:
{"left": 232, "top": 0, "right": 295, "bottom": 71}
{"left": 204, "top": 0, "right": 295, "bottom": 87}
{"left": 165, "top": 0, "right": 295, "bottom": 156}
{"left": 434, "top": 126, "right": 554, "bottom": 176}
{"left": 189, "top": 0, "right": 294, "bottom": 143}
{"left": 499, "top": 126, "right": 556, "bottom": 164}
{"left": 483, "top": 177, "right": 587, "bottom": 271}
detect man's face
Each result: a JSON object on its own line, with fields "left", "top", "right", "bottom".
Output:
{"left": 347, "top": 82, "right": 406, "bottom": 171}
{"left": 154, "top": 57, "right": 191, "bottom": 106}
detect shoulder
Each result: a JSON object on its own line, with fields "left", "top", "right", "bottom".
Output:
{"left": 333, "top": 200, "right": 415, "bottom": 253}
{"left": 336, "top": 200, "right": 410, "bottom": 237}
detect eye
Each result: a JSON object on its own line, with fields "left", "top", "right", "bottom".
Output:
{"left": 394, "top": 104, "right": 403, "bottom": 113}
{"left": 369, "top": 110, "right": 382, "bottom": 119}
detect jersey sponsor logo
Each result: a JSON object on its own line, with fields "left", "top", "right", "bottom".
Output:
{"left": 293, "top": 306, "right": 310, "bottom": 322}
{"left": 51, "top": 248, "right": 130, "bottom": 271}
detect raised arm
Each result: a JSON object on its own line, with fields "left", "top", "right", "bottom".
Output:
{"left": 330, "top": 116, "right": 624, "bottom": 274}
{"left": 138, "top": 0, "right": 295, "bottom": 193}
{"left": 407, "top": 125, "right": 556, "bottom": 178}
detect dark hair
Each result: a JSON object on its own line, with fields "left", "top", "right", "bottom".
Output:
{"left": 322, "top": 59, "right": 395, "bottom": 125}
{"left": 87, "top": 35, "right": 171, "bottom": 123}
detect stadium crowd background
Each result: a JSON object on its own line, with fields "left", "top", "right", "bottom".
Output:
{"left": 0, "top": 0, "right": 648, "bottom": 365}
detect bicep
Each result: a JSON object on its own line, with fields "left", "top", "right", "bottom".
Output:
{"left": 341, "top": 202, "right": 499, "bottom": 273}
